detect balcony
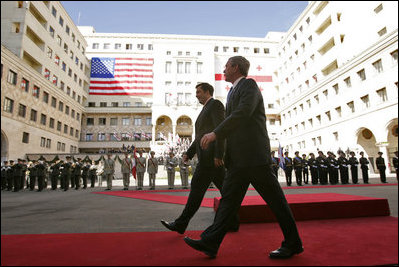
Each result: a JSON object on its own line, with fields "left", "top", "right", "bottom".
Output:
{"left": 84, "top": 105, "right": 152, "bottom": 114}
{"left": 79, "top": 140, "right": 151, "bottom": 149}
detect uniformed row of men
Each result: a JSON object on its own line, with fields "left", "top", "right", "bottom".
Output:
{"left": 271, "top": 150, "right": 398, "bottom": 186}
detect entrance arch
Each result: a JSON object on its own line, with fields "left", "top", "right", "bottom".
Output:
{"left": 176, "top": 115, "right": 193, "bottom": 142}
{"left": 356, "top": 127, "right": 378, "bottom": 172}
{"left": 155, "top": 115, "right": 173, "bottom": 141}
{"left": 386, "top": 119, "right": 398, "bottom": 172}
{"left": 1, "top": 130, "right": 9, "bottom": 162}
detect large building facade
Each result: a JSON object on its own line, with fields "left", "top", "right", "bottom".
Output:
{"left": 1, "top": 1, "right": 398, "bottom": 171}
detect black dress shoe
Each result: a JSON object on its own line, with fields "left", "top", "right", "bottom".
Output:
{"left": 269, "top": 246, "right": 304, "bottom": 259}
{"left": 183, "top": 237, "right": 217, "bottom": 258}
{"left": 160, "top": 220, "right": 185, "bottom": 234}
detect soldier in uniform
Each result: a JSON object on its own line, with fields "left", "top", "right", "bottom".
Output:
{"left": 36, "top": 160, "right": 47, "bottom": 191}
{"left": 283, "top": 151, "right": 293, "bottom": 186}
{"left": 338, "top": 151, "right": 349, "bottom": 184}
{"left": 147, "top": 151, "right": 158, "bottom": 190}
{"left": 348, "top": 151, "right": 359, "bottom": 184}
{"left": 359, "top": 151, "right": 370, "bottom": 184}
{"left": 121, "top": 152, "right": 133, "bottom": 190}
{"left": 301, "top": 154, "right": 309, "bottom": 184}
{"left": 13, "top": 159, "right": 24, "bottom": 192}
{"left": 1, "top": 161, "right": 7, "bottom": 190}
{"left": 136, "top": 151, "right": 146, "bottom": 190}
{"left": 28, "top": 160, "right": 38, "bottom": 191}
{"left": 393, "top": 151, "right": 398, "bottom": 181}
{"left": 60, "top": 156, "right": 72, "bottom": 191}
{"left": 376, "top": 152, "right": 387, "bottom": 183}
{"left": 103, "top": 153, "right": 115, "bottom": 190}
{"left": 73, "top": 158, "right": 83, "bottom": 189}
{"left": 89, "top": 160, "right": 98, "bottom": 188}
{"left": 308, "top": 153, "right": 319, "bottom": 184}
{"left": 21, "top": 159, "right": 28, "bottom": 190}
{"left": 316, "top": 151, "right": 328, "bottom": 185}
{"left": 271, "top": 151, "right": 279, "bottom": 179}
{"left": 50, "top": 160, "right": 61, "bottom": 190}
{"left": 327, "top": 152, "right": 338, "bottom": 185}
{"left": 7, "top": 160, "right": 14, "bottom": 191}
{"left": 165, "top": 151, "right": 178, "bottom": 189}
{"left": 179, "top": 152, "right": 190, "bottom": 189}
{"left": 81, "top": 160, "right": 90, "bottom": 189}
{"left": 293, "top": 151, "right": 303, "bottom": 186}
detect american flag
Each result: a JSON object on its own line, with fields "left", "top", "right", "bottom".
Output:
{"left": 89, "top": 57, "right": 153, "bottom": 95}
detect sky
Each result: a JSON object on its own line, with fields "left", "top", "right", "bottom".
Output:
{"left": 61, "top": 1, "right": 308, "bottom": 38}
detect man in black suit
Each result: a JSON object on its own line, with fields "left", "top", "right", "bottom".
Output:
{"left": 376, "top": 152, "right": 387, "bottom": 183}
{"left": 184, "top": 56, "right": 303, "bottom": 259}
{"left": 161, "top": 82, "right": 239, "bottom": 235}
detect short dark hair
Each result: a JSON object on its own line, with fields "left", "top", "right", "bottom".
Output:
{"left": 196, "top": 82, "right": 214, "bottom": 96}
{"left": 229, "top": 56, "right": 250, "bottom": 77}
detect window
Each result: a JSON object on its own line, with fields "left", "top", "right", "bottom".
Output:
{"left": 376, "top": 87, "right": 388, "bottom": 102}
{"left": 65, "top": 25, "right": 70, "bottom": 35}
{"left": 115, "top": 43, "right": 121, "bottom": 50}
{"left": 137, "top": 44, "right": 144, "bottom": 50}
{"left": 40, "top": 113, "right": 46, "bottom": 125}
{"left": 52, "top": 75, "right": 58, "bottom": 86}
{"left": 134, "top": 118, "right": 142, "bottom": 126}
{"left": 103, "top": 43, "right": 110, "bottom": 49}
{"left": 59, "top": 16, "right": 64, "bottom": 26}
{"left": 185, "top": 62, "right": 191, "bottom": 73}
{"left": 92, "top": 43, "right": 99, "bottom": 49}
{"left": 46, "top": 138, "right": 51, "bottom": 148}
{"left": 148, "top": 44, "right": 153, "bottom": 50}
{"left": 51, "top": 97, "right": 56, "bottom": 108}
{"left": 49, "top": 118, "right": 54, "bottom": 128}
{"left": 361, "top": 95, "right": 370, "bottom": 108}
{"left": 357, "top": 69, "right": 366, "bottom": 81}
{"left": 335, "top": 106, "right": 342, "bottom": 117}
{"left": 21, "top": 78, "right": 29, "bottom": 92}
{"left": 86, "top": 118, "right": 94, "bottom": 126}
{"left": 316, "top": 115, "right": 321, "bottom": 124}
{"left": 347, "top": 101, "right": 355, "bottom": 113}
{"left": 58, "top": 101, "right": 63, "bottom": 112}
{"left": 44, "top": 68, "right": 50, "bottom": 80}
{"left": 57, "top": 121, "right": 62, "bottom": 131}
{"left": 123, "top": 102, "right": 131, "bottom": 107}
{"left": 76, "top": 113, "right": 80, "bottom": 121}
{"left": 344, "top": 77, "right": 351, "bottom": 88}
{"left": 372, "top": 59, "right": 383, "bottom": 73}
{"left": 99, "top": 118, "right": 106, "bottom": 125}
{"left": 165, "top": 62, "right": 171, "bottom": 73}
{"left": 7, "top": 70, "right": 17, "bottom": 85}
{"left": 30, "top": 109, "right": 37, "bottom": 122}
{"left": 146, "top": 117, "right": 152, "bottom": 126}
{"left": 65, "top": 105, "right": 69, "bottom": 115}
{"left": 22, "top": 132, "right": 29, "bottom": 144}
{"left": 126, "top": 44, "right": 132, "bottom": 50}
{"left": 72, "top": 33, "right": 75, "bottom": 42}
{"left": 62, "top": 62, "right": 66, "bottom": 71}
{"left": 378, "top": 27, "right": 387, "bottom": 37}
{"left": 314, "top": 95, "right": 319, "bottom": 104}
{"left": 85, "top": 133, "right": 93, "bottom": 141}
{"left": 333, "top": 132, "right": 339, "bottom": 142}
{"left": 122, "top": 118, "right": 130, "bottom": 126}
{"left": 72, "top": 91, "right": 76, "bottom": 100}
{"left": 56, "top": 35, "right": 62, "bottom": 46}
{"left": 49, "top": 26, "right": 55, "bottom": 38}
{"left": 325, "top": 111, "right": 331, "bottom": 121}
{"left": 391, "top": 50, "right": 398, "bottom": 63}
{"left": 61, "top": 143, "right": 65, "bottom": 151}
{"left": 214, "top": 46, "right": 218, "bottom": 52}
{"left": 197, "top": 62, "right": 203, "bottom": 74}
{"left": 111, "top": 102, "right": 118, "bottom": 107}
{"left": 70, "top": 127, "right": 74, "bottom": 136}
{"left": 18, "top": 104, "right": 26, "bottom": 117}
{"left": 40, "top": 137, "right": 46, "bottom": 147}
{"left": 374, "top": 3, "right": 383, "bottom": 13}
{"left": 264, "top": 48, "right": 269, "bottom": 54}
{"left": 110, "top": 118, "right": 118, "bottom": 126}
{"left": 64, "top": 124, "right": 68, "bottom": 134}
{"left": 43, "top": 91, "right": 49, "bottom": 103}
{"left": 98, "top": 133, "right": 106, "bottom": 141}
{"left": 177, "top": 62, "right": 183, "bottom": 73}
{"left": 51, "top": 6, "right": 57, "bottom": 17}
{"left": 88, "top": 102, "right": 95, "bottom": 107}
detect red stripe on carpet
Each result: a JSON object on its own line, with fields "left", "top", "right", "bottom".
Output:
{"left": 1, "top": 216, "right": 397, "bottom": 266}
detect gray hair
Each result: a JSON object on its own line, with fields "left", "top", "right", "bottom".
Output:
{"left": 229, "top": 56, "right": 250, "bottom": 77}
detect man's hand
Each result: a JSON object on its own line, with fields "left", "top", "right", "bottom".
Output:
{"left": 214, "top": 158, "right": 224, "bottom": 168}
{"left": 200, "top": 132, "right": 217, "bottom": 150}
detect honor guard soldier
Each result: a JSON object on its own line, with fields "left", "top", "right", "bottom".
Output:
{"left": 7, "top": 160, "right": 15, "bottom": 191}
{"left": 103, "top": 153, "right": 115, "bottom": 190}
{"left": 393, "top": 151, "right": 398, "bottom": 181}
{"left": 28, "top": 160, "right": 38, "bottom": 191}
{"left": 81, "top": 160, "right": 90, "bottom": 189}
{"left": 147, "top": 151, "right": 158, "bottom": 190}
{"left": 121, "top": 153, "right": 133, "bottom": 190}
{"left": 1, "top": 161, "right": 8, "bottom": 190}
{"left": 13, "top": 159, "right": 24, "bottom": 192}
{"left": 301, "top": 154, "right": 309, "bottom": 184}
{"left": 165, "top": 151, "right": 178, "bottom": 189}
{"left": 376, "top": 152, "right": 387, "bottom": 183}
{"left": 338, "top": 151, "right": 349, "bottom": 184}
{"left": 271, "top": 151, "right": 279, "bottom": 179}
{"left": 21, "top": 159, "right": 28, "bottom": 190}
{"left": 359, "top": 151, "right": 370, "bottom": 184}
{"left": 283, "top": 151, "right": 293, "bottom": 186}
{"left": 89, "top": 161, "right": 98, "bottom": 188}
{"left": 36, "top": 160, "right": 47, "bottom": 191}
{"left": 50, "top": 161, "right": 61, "bottom": 190}
{"left": 308, "top": 153, "right": 319, "bottom": 184}
{"left": 348, "top": 151, "right": 359, "bottom": 184}
{"left": 73, "top": 158, "right": 83, "bottom": 189}
{"left": 61, "top": 156, "right": 73, "bottom": 191}
{"left": 179, "top": 152, "right": 190, "bottom": 189}
{"left": 316, "top": 151, "right": 328, "bottom": 185}
{"left": 327, "top": 152, "right": 338, "bottom": 184}
{"left": 136, "top": 151, "right": 146, "bottom": 190}
{"left": 293, "top": 151, "right": 303, "bottom": 186}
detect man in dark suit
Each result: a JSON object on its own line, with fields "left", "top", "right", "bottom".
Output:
{"left": 184, "top": 56, "right": 303, "bottom": 259}
{"left": 161, "top": 82, "right": 239, "bottom": 234}
{"left": 359, "top": 151, "right": 370, "bottom": 184}
{"left": 376, "top": 152, "right": 387, "bottom": 183}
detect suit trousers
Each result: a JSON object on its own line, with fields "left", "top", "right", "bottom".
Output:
{"left": 175, "top": 164, "right": 230, "bottom": 229}
{"left": 200, "top": 164, "right": 301, "bottom": 250}
{"left": 122, "top": 173, "right": 130, "bottom": 188}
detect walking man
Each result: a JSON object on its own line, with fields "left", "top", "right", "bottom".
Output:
{"left": 184, "top": 56, "right": 303, "bottom": 259}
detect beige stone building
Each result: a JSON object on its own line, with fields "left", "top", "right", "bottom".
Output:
{"left": 1, "top": 1, "right": 90, "bottom": 161}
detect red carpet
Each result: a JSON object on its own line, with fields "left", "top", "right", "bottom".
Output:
{"left": 214, "top": 193, "right": 391, "bottom": 223}
{"left": 1, "top": 216, "right": 397, "bottom": 266}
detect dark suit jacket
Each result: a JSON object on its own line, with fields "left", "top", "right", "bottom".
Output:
{"left": 213, "top": 78, "right": 271, "bottom": 169}
{"left": 187, "top": 98, "right": 225, "bottom": 167}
